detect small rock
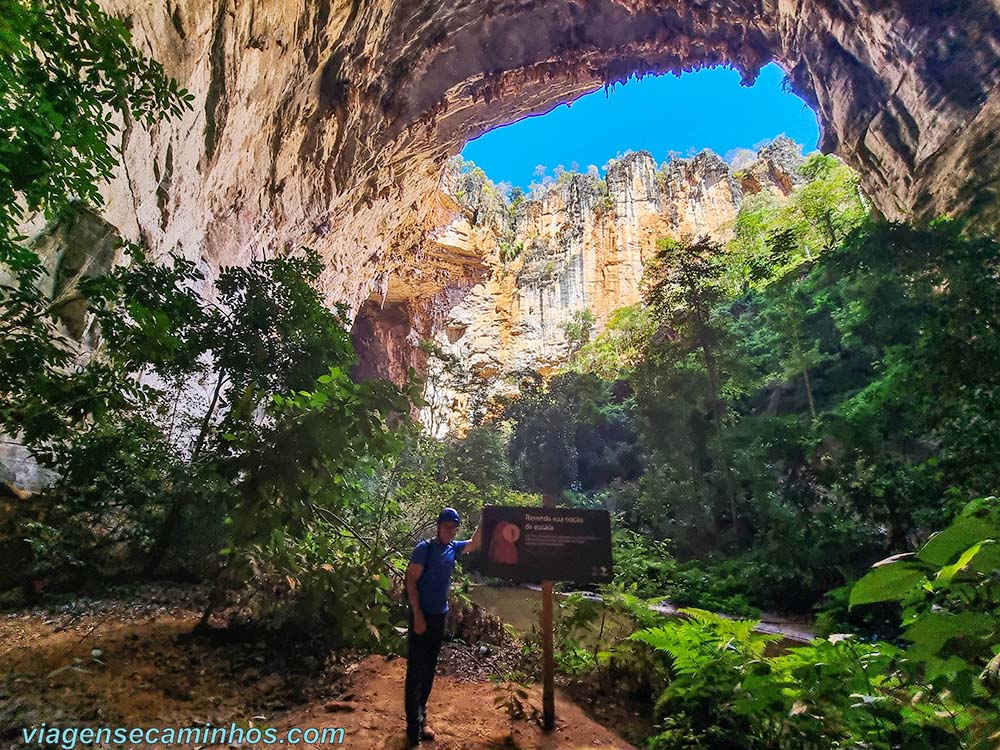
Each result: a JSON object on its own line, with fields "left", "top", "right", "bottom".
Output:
{"left": 324, "top": 701, "right": 355, "bottom": 713}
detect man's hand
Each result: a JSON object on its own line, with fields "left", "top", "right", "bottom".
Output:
{"left": 413, "top": 611, "right": 427, "bottom": 635}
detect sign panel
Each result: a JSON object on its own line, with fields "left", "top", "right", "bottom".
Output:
{"left": 479, "top": 506, "right": 613, "bottom": 584}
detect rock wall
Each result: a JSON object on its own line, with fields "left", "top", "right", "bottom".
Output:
{"left": 1, "top": 212, "right": 122, "bottom": 491}
{"left": 418, "top": 138, "right": 804, "bottom": 432}
{"left": 95, "top": 0, "right": 1000, "bottom": 322}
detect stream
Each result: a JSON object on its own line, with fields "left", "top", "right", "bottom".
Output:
{"left": 467, "top": 583, "right": 814, "bottom": 644}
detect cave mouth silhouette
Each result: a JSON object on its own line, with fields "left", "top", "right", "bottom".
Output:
{"left": 364, "top": 0, "right": 997, "bottom": 249}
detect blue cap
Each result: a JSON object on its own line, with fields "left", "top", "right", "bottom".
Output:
{"left": 437, "top": 507, "right": 461, "bottom": 524}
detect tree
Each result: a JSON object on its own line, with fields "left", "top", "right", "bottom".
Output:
{"left": 1, "top": 0, "right": 193, "bottom": 497}
{"left": 119, "top": 248, "right": 365, "bottom": 573}
{"left": 722, "top": 190, "right": 785, "bottom": 294}
{"left": 813, "top": 220, "right": 1000, "bottom": 544}
{"left": 561, "top": 308, "right": 595, "bottom": 352}
{"left": 721, "top": 153, "right": 869, "bottom": 297}
{"left": 504, "top": 372, "right": 578, "bottom": 495}
{"left": 750, "top": 279, "right": 831, "bottom": 421}
{"left": 785, "top": 154, "right": 868, "bottom": 254}
{"left": 565, "top": 304, "right": 657, "bottom": 381}
{"left": 2, "top": 243, "right": 415, "bottom": 626}
{"left": 643, "top": 238, "right": 740, "bottom": 529}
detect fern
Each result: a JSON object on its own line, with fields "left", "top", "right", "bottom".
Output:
{"left": 628, "top": 610, "right": 782, "bottom": 737}
{"left": 629, "top": 609, "right": 778, "bottom": 671}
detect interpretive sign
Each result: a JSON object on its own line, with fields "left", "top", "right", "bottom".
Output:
{"left": 480, "top": 506, "right": 613, "bottom": 583}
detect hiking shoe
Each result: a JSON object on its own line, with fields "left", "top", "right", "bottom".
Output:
{"left": 406, "top": 726, "right": 421, "bottom": 749}
{"left": 420, "top": 724, "right": 436, "bottom": 741}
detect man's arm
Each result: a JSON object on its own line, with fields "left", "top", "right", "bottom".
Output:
{"left": 405, "top": 561, "right": 426, "bottom": 634}
{"left": 461, "top": 524, "right": 482, "bottom": 555}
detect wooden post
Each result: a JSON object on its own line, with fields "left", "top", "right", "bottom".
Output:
{"left": 541, "top": 492, "right": 555, "bottom": 731}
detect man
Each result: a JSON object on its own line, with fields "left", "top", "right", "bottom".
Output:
{"left": 404, "top": 507, "right": 481, "bottom": 747}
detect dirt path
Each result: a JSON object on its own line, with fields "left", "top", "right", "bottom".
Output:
{"left": 0, "top": 588, "right": 635, "bottom": 749}
{"left": 281, "top": 655, "right": 635, "bottom": 750}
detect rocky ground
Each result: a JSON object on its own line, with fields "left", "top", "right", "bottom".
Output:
{"left": 0, "top": 585, "right": 636, "bottom": 749}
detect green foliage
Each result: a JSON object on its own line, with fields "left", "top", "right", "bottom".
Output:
{"left": 1, "top": 238, "right": 414, "bottom": 644}
{"left": 628, "top": 612, "right": 961, "bottom": 749}
{"left": 0, "top": 0, "right": 191, "bottom": 460}
{"left": 553, "top": 592, "right": 606, "bottom": 675}
{"left": 611, "top": 529, "right": 674, "bottom": 595}
{"left": 560, "top": 308, "right": 595, "bottom": 351}
{"left": 216, "top": 355, "right": 413, "bottom": 635}
{"left": 721, "top": 153, "right": 868, "bottom": 295}
{"left": 794, "top": 154, "right": 869, "bottom": 250}
{"left": 0, "top": 0, "right": 192, "bottom": 259}
{"left": 637, "top": 237, "right": 746, "bottom": 536}
{"left": 619, "top": 217, "right": 1000, "bottom": 612}
{"left": 446, "top": 156, "right": 523, "bottom": 260}
{"left": 387, "top": 423, "right": 534, "bottom": 539}
{"left": 564, "top": 304, "right": 656, "bottom": 380}
{"left": 488, "top": 210, "right": 999, "bottom": 623}
{"left": 723, "top": 190, "right": 788, "bottom": 294}
{"left": 252, "top": 515, "right": 400, "bottom": 652}
{"left": 609, "top": 530, "right": 757, "bottom": 615}
{"left": 602, "top": 499, "right": 1000, "bottom": 749}
{"left": 499, "top": 239, "right": 523, "bottom": 263}
{"left": 500, "top": 372, "right": 640, "bottom": 495}
{"left": 849, "top": 497, "right": 1000, "bottom": 746}
{"left": 630, "top": 609, "right": 780, "bottom": 748}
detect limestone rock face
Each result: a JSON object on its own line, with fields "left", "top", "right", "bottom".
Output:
{"left": 60, "top": 0, "right": 998, "bottom": 416}
{"left": 1, "top": 212, "right": 122, "bottom": 491}
{"left": 737, "top": 136, "right": 808, "bottom": 197}
{"left": 419, "top": 142, "right": 802, "bottom": 432}
{"left": 97, "top": 0, "right": 1000, "bottom": 317}
{"left": 658, "top": 150, "right": 745, "bottom": 238}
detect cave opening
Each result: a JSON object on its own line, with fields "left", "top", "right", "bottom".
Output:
{"left": 352, "top": 62, "right": 826, "bottom": 429}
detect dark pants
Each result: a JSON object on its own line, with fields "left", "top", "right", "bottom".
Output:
{"left": 405, "top": 608, "right": 446, "bottom": 743}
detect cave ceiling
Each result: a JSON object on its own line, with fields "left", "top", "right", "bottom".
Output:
{"left": 98, "top": 0, "right": 1000, "bottom": 310}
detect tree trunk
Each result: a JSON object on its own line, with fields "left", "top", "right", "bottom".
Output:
{"left": 697, "top": 318, "right": 738, "bottom": 530}
{"left": 144, "top": 370, "right": 226, "bottom": 576}
{"left": 803, "top": 368, "right": 817, "bottom": 421}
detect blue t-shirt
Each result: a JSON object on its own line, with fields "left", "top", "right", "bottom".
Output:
{"left": 409, "top": 538, "right": 469, "bottom": 614}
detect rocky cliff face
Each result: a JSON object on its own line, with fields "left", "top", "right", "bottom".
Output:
{"left": 25, "top": 0, "right": 998, "bottom": 430}
{"left": 92, "top": 0, "right": 999, "bottom": 320}
{"left": 417, "top": 138, "right": 804, "bottom": 432}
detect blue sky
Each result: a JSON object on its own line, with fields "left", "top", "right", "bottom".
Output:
{"left": 460, "top": 63, "right": 820, "bottom": 190}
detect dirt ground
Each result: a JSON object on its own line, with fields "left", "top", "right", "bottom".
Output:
{"left": 282, "top": 655, "right": 635, "bottom": 750}
{"left": 0, "top": 587, "right": 636, "bottom": 749}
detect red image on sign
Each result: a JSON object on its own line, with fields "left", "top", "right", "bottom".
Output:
{"left": 488, "top": 521, "right": 522, "bottom": 565}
